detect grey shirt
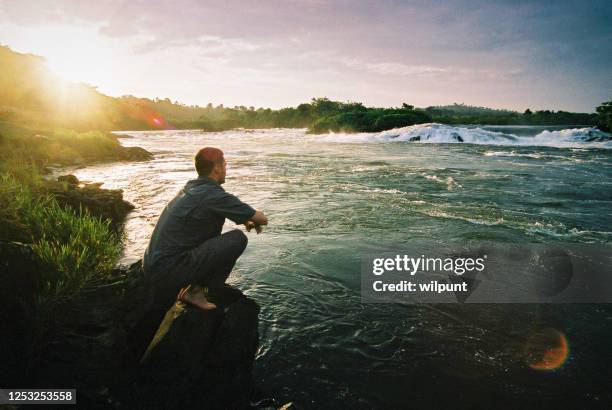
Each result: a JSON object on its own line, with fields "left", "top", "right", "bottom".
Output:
{"left": 143, "top": 176, "right": 255, "bottom": 274}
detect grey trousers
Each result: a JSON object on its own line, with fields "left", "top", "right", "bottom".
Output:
{"left": 148, "top": 229, "right": 248, "bottom": 312}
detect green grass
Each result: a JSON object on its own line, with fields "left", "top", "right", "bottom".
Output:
{"left": 0, "top": 173, "right": 121, "bottom": 287}
{"left": 0, "top": 122, "right": 131, "bottom": 380}
{"left": 0, "top": 122, "right": 128, "bottom": 168}
{"left": 0, "top": 173, "right": 122, "bottom": 368}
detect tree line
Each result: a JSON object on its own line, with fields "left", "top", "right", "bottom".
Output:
{"left": 0, "top": 45, "right": 609, "bottom": 134}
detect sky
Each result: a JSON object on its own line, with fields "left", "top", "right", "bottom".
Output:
{"left": 0, "top": 0, "right": 610, "bottom": 112}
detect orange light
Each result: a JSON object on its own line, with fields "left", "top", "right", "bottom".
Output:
{"left": 525, "top": 328, "right": 569, "bottom": 371}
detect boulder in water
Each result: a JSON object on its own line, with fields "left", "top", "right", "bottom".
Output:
{"left": 119, "top": 146, "right": 153, "bottom": 161}
{"left": 50, "top": 176, "right": 135, "bottom": 229}
{"left": 134, "top": 285, "right": 260, "bottom": 410}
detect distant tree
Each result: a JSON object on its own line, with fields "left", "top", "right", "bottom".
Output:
{"left": 373, "top": 113, "right": 425, "bottom": 131}
{"left": 402, "top": 103, "right": 414, "bottom": 110}
{"left": 310, "top": 97, "right": 341, "bottom": 116}
{"left": 596, "top": 100, "right": 612, "bottom": 131}
{"left": 524, "top": 108, "right": 532, "bottom": 115}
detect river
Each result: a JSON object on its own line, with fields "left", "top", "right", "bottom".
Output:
{"left": 64, "top": 124, "right": 612, "bottom": 408}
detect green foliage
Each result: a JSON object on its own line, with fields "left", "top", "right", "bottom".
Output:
{"left": 596, "top": 100, "right": 612, "bottom": 131}
{"left": 0, "top": 173, "right": 123, "bottom": 374}
{"left": 373, "top": 113, "right": 429, "bottom": 131}
{"left": 306, "top": 101, "right": 432, "bottom": 133}
{"left": 0, "top": 124, "right": 129, "bottom": 167}
{"left": 0, "top": 173, "right": 121, "bottom": 335}
{"left": 0, "top": 174, "right": 121, "bottom": 281}
{"left": 424, "top": 103, "right": 598, "bottom": 126}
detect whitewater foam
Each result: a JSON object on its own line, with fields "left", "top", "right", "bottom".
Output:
{"left": 319, "top": 123, "right": 612, "bottom": 149}
{"left": 422, "top": 173, "right": 462, "bottom": 190}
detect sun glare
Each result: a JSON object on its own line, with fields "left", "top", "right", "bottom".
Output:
{"left": 21, "top": 25, "right": 117, "bottom": 89}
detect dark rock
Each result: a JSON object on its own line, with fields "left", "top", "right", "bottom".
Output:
{"left": 0, "top": 241, "right": 47, "bottom": 386}
{"left": 47, "top": 180, "right": 135, "bottom": 230}
{"left": 119, "top": 146, "right": 153, "bottom": 161}
{"left": 451, "top": 132, "right": 464, "bottom": 142}
{"left": 57, "top": 174, "right": 80, "bottom": 185}
{"left": 0, "top": 242, "right": 128, "bottom": 405}
{"left": 117, "top": 261, "right": 163, "bottom": 362}
{"left": 0, "top": 245, "right": 262, "bottom": 409}
{"left": 249, "top": 386, "right": 277, "bottom": 408}
{"left": 134, "top": 285, "right": 260, "bottom": 410}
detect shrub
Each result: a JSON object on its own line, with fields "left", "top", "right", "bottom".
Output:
{"left": 0, "top": 173, "right": 121, "bottom": 300}
{"left": 372, "top": 112, "right": 430, "bottom": 131}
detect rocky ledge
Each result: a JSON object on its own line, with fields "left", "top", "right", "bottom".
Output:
{"left": 135, "top": 286, "right": 260, "bottom": 409}
{"left": 49, "top": 174, "right": 135, "bottom": 229}
{"left": 0, "top": 243, "right": 263, "bottom": 409}
{"left": 122, "top": 261, "right": 262, "bottom": 410}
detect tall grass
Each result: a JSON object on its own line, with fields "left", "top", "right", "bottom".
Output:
{"left": 1, "top": 173, "right": 121, "bottom": 287}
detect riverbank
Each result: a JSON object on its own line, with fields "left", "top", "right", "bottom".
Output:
{"left": 0, "top": 124, "right": 145, "bottom": 403}
{"left": 0, "top": 124, "right": 269, "bottom": 408}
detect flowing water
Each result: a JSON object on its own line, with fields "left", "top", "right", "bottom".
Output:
{"left": 65, "top": 124, "right": 612, "bottom": 408}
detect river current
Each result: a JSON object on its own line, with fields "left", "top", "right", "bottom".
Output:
{"left": 65, "top": 124, "right": 612, "bottom": 408}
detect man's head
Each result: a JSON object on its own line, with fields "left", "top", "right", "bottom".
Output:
{"left": 195, "top": 147, "right": 226, "bottom": 184}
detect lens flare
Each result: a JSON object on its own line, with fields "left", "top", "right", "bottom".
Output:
{"left": 525, "top": 328, "right": 569, "bottom": 371}
{"left": 119, "top": 100, "right": 168, "bottom": 128}
{"left": 147, "top": 113, "right": 167, "bottom": 128}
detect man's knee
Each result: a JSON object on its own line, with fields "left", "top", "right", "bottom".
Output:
{"left": 227, "top": 229, "right": 248, "bottom": 254}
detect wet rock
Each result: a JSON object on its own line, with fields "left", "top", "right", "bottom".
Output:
{"left": 451, "top": 132, "right": 464, "bottom": 142}
{"left": 119, "top": 146, "right": 153, "bottom": 161}
{"left": 50, "top": 176, "right": 135, "bottom": 229}
{"left": 134, "top": 284, "right": 260, "bottom": 410}
{"left": 57, "top": 174, "right": 79, "bottom": 185}
{"left": 0, "top": 241, "right": 45, "bottom": 386}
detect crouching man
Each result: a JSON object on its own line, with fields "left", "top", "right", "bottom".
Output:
{"left": 143, "top": 147, "right": 268, "bottom": 311}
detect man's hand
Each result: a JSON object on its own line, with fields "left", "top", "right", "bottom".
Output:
{"left": 245, "top": 210, "right": 268, "bottom": 234}
{"left": 245, "top": 220, "right": 262, "bottom": 234}
{"left": 251, "top": 210, "right": 268, "bottom": 226}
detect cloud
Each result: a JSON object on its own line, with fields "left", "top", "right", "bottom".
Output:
{"left": 343, "top": 59, "right": 449, "bottom": 77}
{"left": 0, "top": 0, "right": 610, "bottom": 111}
{"left": 129, "top": 35, "right": 264, "bottom": 56}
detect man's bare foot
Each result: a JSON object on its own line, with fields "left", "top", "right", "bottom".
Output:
{"left": 177, "top": 284, "right": 217, "bottom": 310}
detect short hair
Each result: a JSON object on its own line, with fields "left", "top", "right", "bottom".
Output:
{"left": 195, "top": 147, "right": 224, "bottom": 176}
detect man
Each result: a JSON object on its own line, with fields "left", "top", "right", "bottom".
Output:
{"left": 143, "top": 147, "right": 268, "bottom": 311}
